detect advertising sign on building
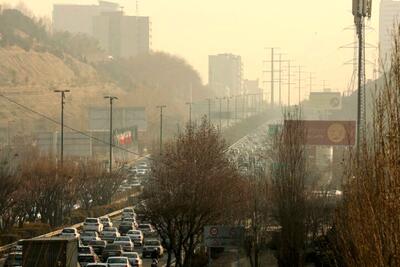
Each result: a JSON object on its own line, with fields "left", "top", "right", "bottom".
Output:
{"left": 284, "top": 120, "right": 356, "bottom": 146}
{"left": 204, "top": 225, "right": 244, "bottom": 248}
{"left": 114, "top": 127, "right": 137, "bottom": 146}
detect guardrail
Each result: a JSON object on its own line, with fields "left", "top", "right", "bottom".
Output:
{"left": 0, "top": 156, "right": 151, "bottom": 259}
{"left": 0, "top": 201, "right": 139, "bottom": 259}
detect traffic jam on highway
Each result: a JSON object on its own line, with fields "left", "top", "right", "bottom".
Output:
{"left": 2, "top": 159, "right": 166, "bottom": 267}
{"left": 2, "top": 126, "right": 269, "bottom": 267}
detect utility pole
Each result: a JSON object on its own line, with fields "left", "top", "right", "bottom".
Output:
{"left": 297, "top": 66, "right": 305, "bottom": 105}
{"left": 186, "top": 102, "right": 193, "bottom": 124}
{"left": 104, "top": 95, "right": 118, "bottom": 172}
{"left": 205, "top": 98, "right": 212, "bottom": 125}
{"left": 271, "top": 48, "right": 275, "bottom": 106}
{"left": 156, "top": 105, "right": 166, "bottom": 155}
{"left": 283, "top": 61, "right": 297, "bottom": 107}
{"left": 226, "top": 96, "right": 232, "bottom": 127}
{"left": 54, "top": 89, "right": 70, "bottom": 167}
{"left": 308, "top": 72, "right": 316, "bottom": 100}
{"left": 216, "top": 97, "right": 223, "bottom": 130}
{"left": 263, "top": 47, "right": 281, "bottom": 107}
{"left": 278, "top": 53, "right": 286, "bottom": 106}
{"left": 234, "top": 95, "right": 239, "bottom": 122}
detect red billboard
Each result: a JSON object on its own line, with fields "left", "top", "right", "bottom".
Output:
{"left": 284, "top": 120, "right": 356, "bottom": 146}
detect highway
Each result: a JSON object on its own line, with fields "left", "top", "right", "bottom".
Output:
{"left": 0, "top": 120, "right": 274, "bottom": 267}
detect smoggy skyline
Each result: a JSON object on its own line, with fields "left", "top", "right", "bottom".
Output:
{"left": 1, "top": 0, "right": 382, "bottom": 96}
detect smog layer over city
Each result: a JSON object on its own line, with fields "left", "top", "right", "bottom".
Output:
{"left": 0, "top": 0, "right": 398, "bottom": 266}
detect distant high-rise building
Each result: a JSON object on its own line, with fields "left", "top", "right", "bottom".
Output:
{"left": 53, "top": 1, "right": 150, "bottom": 58}
{"left": 208, "top": 54, "right": 243, "bottom": 97}
{"left": 379, "top": 0, "right": 400, "bottom": 68}
{"left": 93, "top": 12, "right": 150, "bottom": 58}
{"left": 53, "top": 1, "right": 119, "bottom": 35}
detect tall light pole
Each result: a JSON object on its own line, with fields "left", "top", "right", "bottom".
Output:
{"left": 156, "top": 105, "right": 166, "bottom": 155}
{"left": 226, "top": 96, "right": 232, "bottom": 127}
{"left": 205, "top": 98, "right": 212, "bottom": 125}
{"left": 104, "top": 95, "right": 118, "bottom": 172}
{"left": 216, "top": 97, "right": 223, "bottom": 130}
{"left": 186, "top": 102, "right": 193, "bottom": 124}
{"left": 54, "top": 89, "right": 70, "bottom": 166}
{"left": 234, "top": 95, "right": 239, "bottom": 123}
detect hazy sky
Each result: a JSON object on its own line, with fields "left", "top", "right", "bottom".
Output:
{"left": 1, "top": 0, "right": 382, "bottom": 98}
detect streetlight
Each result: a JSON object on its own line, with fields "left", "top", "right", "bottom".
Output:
{"left": 216, "top": 97, "right": 223, "bottom": 130}
{"left": 54, "top": 89, "right": 70, "bottom": 166}
{"left": 226, "top": 96, "right": 232, "bottom": 127}
{"left": 186, "top": 102, "right": 193, "bottom": 124}
{"left": 205, "top": 98, "right": 212, "bottom": 125}
{"left": 156, "top": 105, "right": 166, "bottom": 155}
{"left": 104, "top": 95, "right": 118, "bottom": 172}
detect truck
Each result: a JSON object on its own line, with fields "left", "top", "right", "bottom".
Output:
{"left": 22, "top": 237, "right": 78, "bottom": 267}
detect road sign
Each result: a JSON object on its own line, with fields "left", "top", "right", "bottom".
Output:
{"left": 204, "top": 225, "right": 244, "bottom": 248}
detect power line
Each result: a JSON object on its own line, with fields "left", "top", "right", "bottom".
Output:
{"left": 0, "top": 93, "right": 145, "bottom": 157}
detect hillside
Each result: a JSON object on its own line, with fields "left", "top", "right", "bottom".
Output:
{"left": 0, "top": 8, "right": 210, "bottom": 142}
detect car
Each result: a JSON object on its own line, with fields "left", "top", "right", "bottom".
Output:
{"left": 137, "top": 224, "right": 155, "bottom": 236}
{"left": 83, "top": 218, "right": 103, "bottom": 232}
{"left": 122, "top": 208, "right": 136, "bottom": 217}
{"left": 126, "top": 230, "right": 144, "bottom": 246}
{"left": 135, "top": 169, "right": 147, "bottom": 176}
{"left": 122, "top": 252, "right": 143, "bottom": 267}
{"left": 101, "top": 227, "right": 120, "bottom": 243}
{"left": 80, "top": 231, "right": 100, "bottom": 245}
{"left": 102, "top": 244, "right": 124, "bottom": 261}
{"left": 60, "top": 227, "right": 80, "bottom": 238}
{"left": 78, "top": 245, "right": 95, "bottom": 255}
{"left": 122, "top": 217, "right": 138, "bottom": 228}
{"left": 78, "top": 253, "right": 99, "bottom": 267}
{"left": 88, "top": 240, "right": 107, "bottom": 256}
{"left": 86, "top": 264, "right": 108, "bottom": 267}
{"left": 142, "top": 239, "right": 164, "bottom": 258}
{"left": 118, "top": 221, "right": 135, "bottom": 235}
{"left": 113, "top": 237, "right": 134, "bottom": 252}
{"left": 4, "top": 252, "right": 22, "bottom": 267}
{"left": 106, "top": 256, "right": 131, "bottom": 267}
{"left": 100, "top": 217, "right": 113, "bottom": 228}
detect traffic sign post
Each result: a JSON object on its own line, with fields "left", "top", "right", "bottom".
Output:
{"left": 204, "top": 225, "right": 244, "bottom": 267}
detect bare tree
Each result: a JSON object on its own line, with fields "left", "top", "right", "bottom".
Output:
{"left": 0, "top": 151, "right": 19, "bottom": 231}
{"left": 332, "top": 25, "right": 400, "bottom": 267}
{"left": 270, "top": 110, "right": 307, "bottom": 267}
{"left": 142, "top": 118, "right": 241, "bottom": 267}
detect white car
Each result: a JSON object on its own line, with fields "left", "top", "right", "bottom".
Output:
{"left": 100, "top": 217, "right": 113, "bottom": 228}
{"left": 142, "top": 239, "right": 164, "bottom": 258}
{"left": 122, "top": 252, "right": 142, "bottom": 267}
{"left": 137, "top": 224, "right": 155, "bottom": 236}
{"left": 83, "top": 218, "right": 103, "bottom": 232}
{"left": 126, "top": 230, "right": 144, "bottom": 246}
{"left": 60, "top": 227, "right": 80, "bottom": 238}
{"left": 107, "top": 256, "right": 131, "bottom": 267}
{"left": 80, "top": 231, "right": 100, "bottom": 245}
{"left": 114, "top": 237, "right": 134, "bottom": 252}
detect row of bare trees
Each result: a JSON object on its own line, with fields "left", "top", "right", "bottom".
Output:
{"left": 331, "top": 26, "right": 400, "bottom": 267}
{"left": 0, "top": 149, "right": 125, "bottom": 231}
